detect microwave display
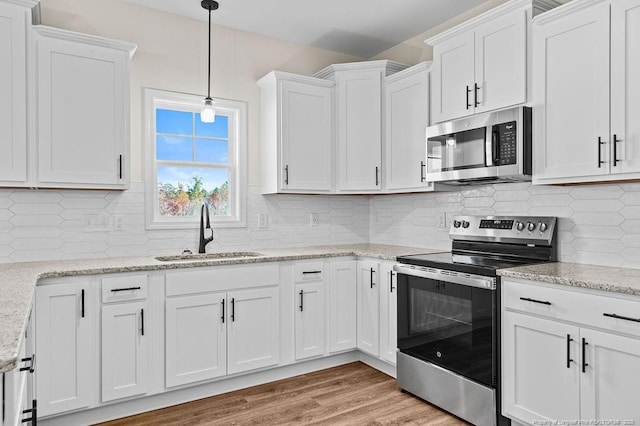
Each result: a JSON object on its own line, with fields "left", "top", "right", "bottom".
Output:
{"left": 494, "top": 121, "right": 517, "bottom": 166}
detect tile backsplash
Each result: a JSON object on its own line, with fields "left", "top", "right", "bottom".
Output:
{"left": 1, "top": 181, "right": 639, "bottom": 269}
{"left": 370, "top": 181, "right": 640, "bottom": 269}
{"left": 0, "top": 184, "right": 369, "bottom": 263}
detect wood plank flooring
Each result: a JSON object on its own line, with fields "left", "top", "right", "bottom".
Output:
{"left": 99, "top": 362, "right": 468, "bottom": 425}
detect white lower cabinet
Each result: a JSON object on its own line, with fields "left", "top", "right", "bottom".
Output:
{"left": 502, "top": 279, "right": 640, "bottom": 425}
{"left": 379, "top": 262, "right": 398, "bottom": 365}
{"left": 3, "top": 311, "right": 35, "bottom": 426}
{"left": 357, "top": 260, "right": 380, "bottom": 357}
{"left": 328, "top": 260, "right": 357, "bottom": 353}
{"left": 165, "top": 293, "right": 226, "bottom": 387}
{"left": 35, "top": 281, "right": 96, "bottom": 417}
{"left": 227, "top": 287, "right": 280, "bottom": 375}
{"left": 293, "top": 263, "right": 326, "bottom": 360}
{"left": 101, "top": 301, "right": 148, "bottom": 402}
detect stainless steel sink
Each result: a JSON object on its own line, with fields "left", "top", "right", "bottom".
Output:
{"left": 154, "top": 251, "right": 263, "bottom": 262}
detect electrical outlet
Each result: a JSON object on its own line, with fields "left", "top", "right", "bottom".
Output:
{"left": 113, "top": 215, "right": 125, "bottom": 231}
{"left": 438, "top": 212, "right": 447, "bottom": 228}
{"left": 258, "top": 213, "right": 269, "bottom": 229}
{"left": 83, "top": 214, "right": 110, "bottom": 232}
{"left": 310, "top": 213, "right": 319, "bottom": 227}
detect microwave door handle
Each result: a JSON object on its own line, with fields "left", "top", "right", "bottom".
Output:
{"left": 491, "top": 127, "right": 500, "bottom": 166}
{"left": 486, "top": 127, "right": 495, "bottom": 167}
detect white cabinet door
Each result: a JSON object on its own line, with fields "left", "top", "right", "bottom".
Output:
{"left": 474, "top": 8, "right": 526, "bottom": 114}
{"left": 227, "top": 287, "right": 279, "bottom": 374}
{"left": 430, "top": 32, "right": 475, "bottom": 123}
{"left": 101, "top": 301, "right": 148, "bottom": 402}
{"left": 36, "top": 282, "right": 96, "bottom": 417}
{"left": 165, "top": 293, "right": 226, "bottom": 387}
{"left": 610, "top": 0, "right": 640, "bottom": 176}
{"left": 294, "top": 282, "right": 325, "bottom": 360}
{"left": 580, "top": 328, "right": 640, "bottom": 422}
{"left": 533, "top": 3, "right": 610, "bottom": 182}
{"left": 379, "top": 263, "right": 397, "bottom": 365}
{"left": 34, "top": 30, "right": 129, "bottom": 188}
{"left": 328, "top": 260, "right": 357, "bottom": 353}
{"left": 281, "top": 80, "right": 333, "bottom": 192}
{"left": 336, "top": 70, "right": 382, "bottom": 191}
{"left": 356, "top": 260, "right": 380, "bottom": 357}
{"left": 502, "top": 311, "right": 580, "bottom": 424}
{"left": 0, "top": 2, "right": 27, "bottom": 184}
{"left": 384, "top": 67, "right": 432, "bottom": 192}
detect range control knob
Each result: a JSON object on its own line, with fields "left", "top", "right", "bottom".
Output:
{"left": 527, "top": 222, "right": 537, "bottom": 232}
{"left": 539, "top": 222, "right": 548, "bottom": 232}
{"left": 453, "top": 220, "right": 461, "bottom": 228}
{"left": 516, "top": 221, "right": 525, "bottom": 231}
{"left": 462, "top": 220, "right": 470, "bottom": 228}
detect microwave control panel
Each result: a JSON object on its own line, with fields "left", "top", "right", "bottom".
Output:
{"left": 494, "top": 121, "right": 517, "bottom": 165}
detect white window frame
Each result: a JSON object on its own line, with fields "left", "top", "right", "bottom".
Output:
{"left": 143, "top": 88, "right": 247, "bottom": 229}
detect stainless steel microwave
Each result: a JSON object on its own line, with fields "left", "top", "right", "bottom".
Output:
{"left": 426, "top": 106, "right": 532, "bottom": 185}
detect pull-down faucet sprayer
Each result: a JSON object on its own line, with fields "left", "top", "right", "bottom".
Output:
{"left": 199, "top": 203, "right": 214, "bottom": 253}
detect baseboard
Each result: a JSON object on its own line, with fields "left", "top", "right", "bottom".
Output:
{"left": 358, "top": 352, "right": 396, "bottom": 378}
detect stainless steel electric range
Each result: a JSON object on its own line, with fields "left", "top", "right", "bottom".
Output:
{"left": 394, "top": 215, "right": 558, "bottom": 426}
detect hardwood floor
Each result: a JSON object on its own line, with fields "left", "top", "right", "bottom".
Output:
{"left": 99, "top": 362, "right": 467, "bottom": 425}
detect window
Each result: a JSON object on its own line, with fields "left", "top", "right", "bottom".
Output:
{"left": 144, "top": 89, "right": 247, "bottom": 229}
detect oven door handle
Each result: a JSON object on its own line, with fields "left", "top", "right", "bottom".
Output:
{"left": 393, "top": 264, "right": 496, "bottom": 291}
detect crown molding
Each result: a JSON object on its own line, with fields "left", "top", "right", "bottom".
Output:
{"left": 532, "top": 0, "right": 608, "bottom": 26}
{"left": 384, "top": 61, "right": 432, "bottom": 83}
{"left": 257, "top": 70, "right": 335, "bottom": 88}
{"left": 426, "top": 0, "right": 561, "bottom": 46}
{"left": 313, "top": 60, "right": 408, "bottom": 80}
{"left": 32, "top": 25, "right": 137, "bottom": 58}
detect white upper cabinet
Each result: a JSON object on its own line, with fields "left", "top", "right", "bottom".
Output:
{"left": 428, "top": 0, "right": 532, "bottom": 123}
{"left": 315, "top": 61, "right": 407, "bottom": 193}
{"left": 258, "top": 71, "right": 334, "bottom": 194}
{"left": 533, "top": 0, "right": 640, "bottom": 184}
{"left": 384, "top": 62, "right": 434, "bottom": 193}
{"left": 31, "top": 26, "right": 136, "bottom": 189}
{"left": 0, "top": 1, "right": 34, "bottom": 185}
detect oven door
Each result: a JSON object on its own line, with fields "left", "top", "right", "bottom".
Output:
{"left": 394, "top": 265, "right": 496, "bottom": 387}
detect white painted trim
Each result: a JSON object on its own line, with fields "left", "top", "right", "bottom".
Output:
{"left": 359, "top": 352, "right": 396, "bottom": 378}
{"left": 142, "top": 88, "right": 248, "bottom": 230}
{"left": 0, "top": 0, "right": 38, "bottom": 8}
{"left": 257, "top": 70, "right": 335, "bottom": 89}
{"left": 532, "top": 0, "right": 608, "bottom": 25}
{"left": 425, "top": 0, "right": 560, "bottom": 46}
{"left": 31, "top": 25, "right": 137, "bottom": 58}
{"left": 39, "top": 352, "right": 361, "bottom": 426}
{"left": 384, "top": 61, "right": 432, "bottom": 84}
{"left": 313, "top": 60, "right": 407, "bottom": 80}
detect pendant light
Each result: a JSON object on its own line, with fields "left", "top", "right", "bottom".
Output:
{"left": 201, "top": 0, "right": 218, "bottom": 123}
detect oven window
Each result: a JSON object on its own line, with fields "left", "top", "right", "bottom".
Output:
{"left": 427, "top": 127, "right": 486, "bottom": 172}
{"left": 397, "top": 274, "right": 495, "bottom": 387}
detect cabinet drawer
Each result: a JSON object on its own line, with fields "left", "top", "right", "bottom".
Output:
{"left": 294, "top": 262, "right": 324, "bottom": 282}
{"left": 503, "top": 280, "right": 640, "bottom": 338}
{"left": 102, "top": 274, "right": 148, "bottom": 303}
{"left": 166, "top": 264, "right": 279, "bottom": 296}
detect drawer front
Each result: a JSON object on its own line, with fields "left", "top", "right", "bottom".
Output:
{"left": 294, "top": 262, "right": 324, "bottom": 283}
{"left": 503, "top": 280, "right": 640, "bottom": 338}
{"left": 165, "top": 264, "right": 279, "bottom": 296}
{"left": 102, "top": 274, "right": 148, "bottom": 303}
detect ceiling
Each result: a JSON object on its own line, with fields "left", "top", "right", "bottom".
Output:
{"left": 123, "top": 0, "right": 489, "bottom": 58}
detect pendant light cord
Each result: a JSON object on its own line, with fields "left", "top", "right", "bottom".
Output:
{"left": 207, "top": 6, "right": 211, "bottom": 99}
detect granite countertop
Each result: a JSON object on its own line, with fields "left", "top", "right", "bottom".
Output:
{"left": 0, "top": 243, "right": 439, "bottom": 373}
{"left": 498, "top": 262, "right": 640, "bottom": 297}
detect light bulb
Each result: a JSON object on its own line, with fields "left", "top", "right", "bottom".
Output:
{"left": 201, "top": 98, "right": 216, "bottom": 123}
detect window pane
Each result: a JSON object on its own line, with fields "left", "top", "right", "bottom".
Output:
{"left": 196, "top": 139, "right": 229, "bottom": 163}
{"left": 156, "top": 136, "right": 193, "bottom": 161}
{"left": 195, "top": 114, "right": 228, "bottom": 138}
{"left": 157, "top": 166, "right": 230, "bottom": 217}
{"left": 156, "top": 109, "right": 193, "bottom": 135}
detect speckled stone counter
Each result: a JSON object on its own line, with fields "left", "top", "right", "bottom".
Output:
{"left": 498, "top": 262, "right": 640, "bottom": 297}
{"left": 0, "top": 243, "right": 439, "bottom": 373}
